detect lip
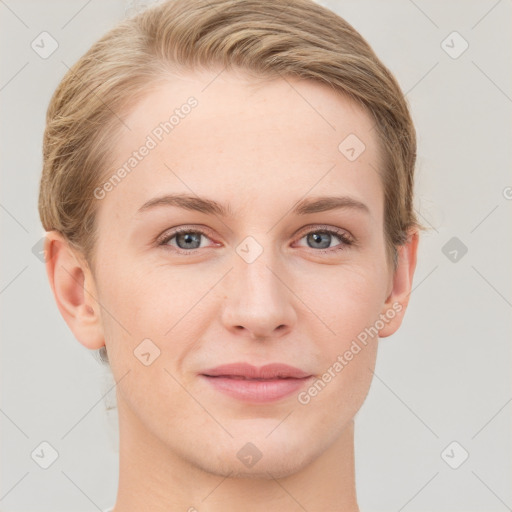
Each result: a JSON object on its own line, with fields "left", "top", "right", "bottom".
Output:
{"left": 201, "top": 362, "right": 311, "bottom": 379}
{"left": 200, "top": 363, "right": 313, "bottom": 403}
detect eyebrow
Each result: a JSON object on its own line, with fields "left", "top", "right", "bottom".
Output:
{"left": 136, "top": 193, "right": 370, "bottom": 217}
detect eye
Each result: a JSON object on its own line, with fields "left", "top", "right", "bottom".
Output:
{"left": 295, "top": 226, "right": 354, "bottom": 253}
{"left": 157, "top": 227, "right": 216, "bottom": 253}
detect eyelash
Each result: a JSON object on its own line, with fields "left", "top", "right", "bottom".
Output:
{"left": 157, "top": 225, "right": 354, "bottom": 255}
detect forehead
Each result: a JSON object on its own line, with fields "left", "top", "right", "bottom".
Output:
{"left": 96, "top": 69, "right": 383, "bottom": 225}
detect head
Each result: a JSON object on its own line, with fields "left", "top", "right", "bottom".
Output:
{"left": 39, "top": 0, "right": 423, "bottom": 479}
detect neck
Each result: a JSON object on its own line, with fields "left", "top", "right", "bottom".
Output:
{"left": 111, "top": 401, "right": 360, "bottom": 512}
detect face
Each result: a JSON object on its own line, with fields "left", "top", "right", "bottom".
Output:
{"left": 80, "top": 68, "right": 403, "bottom": 478}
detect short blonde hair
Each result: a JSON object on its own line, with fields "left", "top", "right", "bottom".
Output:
{"left": 39, "top": 0, "right": 424, "bottom": 276}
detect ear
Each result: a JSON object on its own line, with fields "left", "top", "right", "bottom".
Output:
{"left": 44, "top": 231, "right": 105, "bottom": 350}
{"left": 378, "top": 229, "right": 419, "bottom": 338}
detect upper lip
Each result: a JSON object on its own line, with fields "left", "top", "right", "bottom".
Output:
{"left": 201, "top": 363, "right": 311, "bottom": 379}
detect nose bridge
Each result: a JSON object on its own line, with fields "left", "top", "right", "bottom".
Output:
{"left": 220, "top": 235, "right": 295, "bottom": 337}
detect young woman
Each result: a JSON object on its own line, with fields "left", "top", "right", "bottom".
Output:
{"left": 38, "top": 0, "right": 423, "bottom": 510}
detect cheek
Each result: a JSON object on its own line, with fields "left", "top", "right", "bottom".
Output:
{"left": 294, "top": 267, "right": 383, "bottom": 406}
{"left": 96, "top": 260, "right": 211, "bottom": 387}
{"left": 298, "top": 264, "right": 386, "bottom": 344}
{"left": 98, "top": 257, "right": 201, "bottom": 332}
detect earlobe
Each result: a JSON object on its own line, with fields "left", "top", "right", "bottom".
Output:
{"left": 378, "top": 229, "right": 419, "bottom": 338}
{"left": 44, "top": 231, "right": 105, "bottom": 350}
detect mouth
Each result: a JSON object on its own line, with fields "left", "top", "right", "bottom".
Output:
{"left": 204, "top": 375, "right": 306, "bottom": 380}
{"left": 201, "top": 362, "right": 311, "bottom": 379}
{"left": 200, "top": 363, "right": 313, "bottom": 403}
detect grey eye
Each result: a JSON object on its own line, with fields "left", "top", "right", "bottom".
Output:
{"left": 173, "top": 231, "right": 203, "bottom": 250}
{"left": 306, "top": 232, "right": 333, "bottom": 249}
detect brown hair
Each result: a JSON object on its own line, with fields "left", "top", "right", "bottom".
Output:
{"left": 38, "top": 0, "right": 425, "bottom": 276}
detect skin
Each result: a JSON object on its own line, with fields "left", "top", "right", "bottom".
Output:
{"left": 45, "top": 68, "right": 418, "bottom": 512}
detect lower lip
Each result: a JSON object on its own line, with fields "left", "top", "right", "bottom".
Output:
{"left": 200, "top": 375, "right": 313, "bottom": 403}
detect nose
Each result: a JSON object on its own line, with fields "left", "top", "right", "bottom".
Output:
{"left": 220, "top": 247, "right": 297, "bottom": 341}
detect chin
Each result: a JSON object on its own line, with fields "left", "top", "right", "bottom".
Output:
{"left": 191, "top": 434, "right": 317, "bottom": 480}
{"left": 204, "top": 453, "right": 314, "bottom": 481}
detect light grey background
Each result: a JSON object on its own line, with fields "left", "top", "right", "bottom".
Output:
{"left": 1, "top": 1, "right": 511, "bottom": 511}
